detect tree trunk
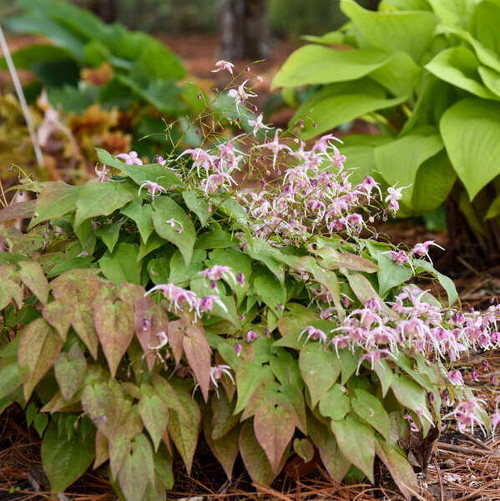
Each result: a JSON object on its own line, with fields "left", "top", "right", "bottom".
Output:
{"left": 88, "top": 0, "right": 117, "bottom": 23}
{"left": 220, "top": 0, "right": 270, "bottom": 61}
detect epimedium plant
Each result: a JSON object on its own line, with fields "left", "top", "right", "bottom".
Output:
{"left": 0, "top": 71, "right": 499, "bottom": 501}
{"left": 272, "top": 0, "right": 500, "bottom": 254}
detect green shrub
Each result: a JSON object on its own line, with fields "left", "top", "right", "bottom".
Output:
{"left": 0, "top": 76, "right": 498, "bottom": 499}
{"left": 273, "top": 0, "right": 500, "bottom": 248}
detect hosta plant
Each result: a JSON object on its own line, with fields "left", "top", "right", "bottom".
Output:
{"left": 273, "top": 0, "right": 500, "bottom": 254}
{"left": 0, "top": 74, "right": 499, "bottom": 500}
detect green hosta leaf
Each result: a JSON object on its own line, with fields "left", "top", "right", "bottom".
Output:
{"left": 167, "top": 390, "right": 200, "bottom": 473}
{"left": 99, "top": 243, "right": 142, "bottom": 285}
{"left": 73, "top": 180, "right": 136, "bottom": 230}
{"left": 54, "top": 343, "right": 87, "bottom": 401}
{"left": 254, "top": 399, "right": 296, "bottom": 473}
{"left": 30, "top": 182, "right": 80, "bottom": 227}
{"left": 182, "top": 324, "right": 212, "bottom": 402}
{"left": 293, "top": 79, "right": 406, "bottom": 140}
{"left": 94, "top": 297, "right": 135, "bottom": 377}
{"left": 18, "top": 261, "right": 49, "bottom": 304}
{"left": 331, "top": 415, "right": 375, "bottom": 482}
{"left": 299, "top": 343, "right": 341, "bottom": 408}
{"left": 425, "top": 46, "right": 497, "bottom": 99}
{"left": 351, "top": 389, "right": 390, "bottom": 440}
{"left": 471, "top": 0, "right": 500, "bottom": 54}
{"left": 239, "top": 420, "right": 278, "bottom": 485}
{"left": 369, "top": 51, "right": 422, "bottom": 97}
{"left": 182, "top": 189, "right": 210, "bottom": 226}
{"left": 96, "top": 148, "right": 184, "bottom": 190}
{"left": 486, "top": 194, "right": 500, "bottom": 220}
{"left": 272, "top": 45, "right": 390, "bottom": 88}
{"left": 118, "top": 433, "right": 154, "bottom": 501}
{"left": 121, "top": 198, "right": 154, "bottom": 244}
{"left": 42, "top": 421, "right": 95, "bottom": 494}
{"left": 152, "top": 196, "right": 196, "bottom": 265}
{"left": 440, "top": 97, "right": 500, "bottom": 200}
{"left": 234, "top": 362, "right": 274, "bottom": 414}
{"left": 411, "top": 151, "right": 457, "bottom": 213}
{"left": 18, "top": 318, "right": 63, "bottom": 400}
{"left": 374, "top": 131, "right": 443, "bottom": 207}
{"left": 375, "top": 438, "right": 418, "bottom": 501}
{"left": 307, "top": 414, "right": 351, "bottom": 483}
{"left": 479, "top": 65, "right": 500, "bottom": 97}
{"left": 340, "top": 0, "right": 437, "bottom": 62}
{"left": 318, "top": 384, "right": 350, "bottom": 420}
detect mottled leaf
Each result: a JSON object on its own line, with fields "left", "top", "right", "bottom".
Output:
{"left": 54, "top": 343, "right": 87, "bottom": 400}
{"left": 42, "top": 301, "right": 73, "bottom": 341}
{"left": 182, "top": 324, "right": 211, "bottom": 402}
{"left": 18, "top": 261, "right": 49, "bottom": 304}
{"left": 138, "top": 384, "right": 168, "bottom": 451}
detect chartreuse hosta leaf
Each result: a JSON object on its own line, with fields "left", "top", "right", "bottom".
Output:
{"left": 440, "top": 97, "right": 500, "bottom": 200}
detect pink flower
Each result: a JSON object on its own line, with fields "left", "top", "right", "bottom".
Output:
{"left": 196, "top": 295, "right": 227, "bottom": 315}
{"left": 447, "top": 369, "right": 464, "bottom": 386}
{"left": 385, "top": 185, "right": 406, "bottom": 215}
{"left": 95, "top": 164, "right": 110, "bottom": 182}
{"left": 116, "top": 151, "right": 143, "bottom": 165}
{"left": 177, "top": 148, "right": 216, "bottom": 176}
{"left": 200, "top": 265, "right": 235, "bottom": 283}
{"left": 146, "top": 283, "right": 197, "bottom": 312}
{"left": 165, "top": 218, "right": 183, "bottom": 233}
{"left": 298, "top": 326, "right": 329, "bottom": 345}
{"left": 228, "top": 79, "right": 256, "bottom": 113}
{"left": 410, "top": 240, "right": 445, "bottom": 259}
{"left": 388, "top": 250, "right": 410, "bottom": 266}
{"left": 254, "top": 129, "right": 292, "bottom": 170}
{"left": 148, "top": 331, "right": 168, "bottom": 350}
{"left": 234, "top": 343, "right": 242, "bottom": 356}
{"left": 246, "top": 329, "right": 258, "bottom": 343}
{"left": 138, "top": 180, "right": 168, "bottom": 198}
{"left": 210, "top": 364, "right": 234, "bottom": 387}
{"left": 248, "top": 114, "right": 271, "bottom": 136}
{"left": 212, "top": 60, "right": 235, "bottom": 75}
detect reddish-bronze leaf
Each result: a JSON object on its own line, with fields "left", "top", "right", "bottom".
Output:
{"left": 18, "top": 318, "right": 63, "bottom": 400}
{"left": 182, "top": 324, "right": 211, "bottom": 402}
{"left": 118, "top": 283, "right": 144, "bottom": 307}
{"left": 167, "top": 317, "right": 188, "bottom": 365}
{"left": 94, "top": 429, "right": 110, "bottom": 469}
{"left": 42, "top": 301, "right": 73, "bottom": 341}
{"left": 239, "top": 420, "right": 277, "bottom": 485}
{"left": 51, "top": 269, "right": 100, "bottom": 307}
{"left": 133, "top": 296, "right": 169, "bottom": 371}
{"left": 254, "top": 400, "right": 296, "bottom": 473}
{"left": 18, "top": 261, "right": 49, "bottom": 304}
{"left": 95, "top": 298, "right": 135, "bottom": 377}
{"left": 72, "top": 305, "right": 99, "bottom": 359}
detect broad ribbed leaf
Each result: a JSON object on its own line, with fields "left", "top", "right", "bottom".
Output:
{"left": 30, "top": 182, "right": 80, "bottom": 227}
{"left": 152, "top": 196, "right": 196, "bottom": 265}
{"left": 95, "top": 298, "right": 135, "bottom": 377}
{"left": 18, "top": 318, "right": 63, "bottom": 400}
{"left": 54, "top": 343, "right": 87, "bottom": 400}
{"left": 299, "top": 343, "right": 341, "bottom": 407}
{"left": 331, "top": 415, "right": 375, "bottom": 482}
{"left": 273, "top": 45, "right": 390, "bottom": 88}
{"left": 440, "top": 97, "right": 500, "bottom": 199}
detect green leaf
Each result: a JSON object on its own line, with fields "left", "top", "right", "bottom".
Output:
{"left": 294, "top": 79, "right": 406, "bottom": 140}
{"left": 99, "top": 243, "right": 142, "bottom": 285}
{"left": 299, "top": 343, "right": 341, "bottom": 408}
{"left": 33, "top": 413, "right": 49, "bottom": 438}
{"left": 293, "top": 438, "right": 315, "bottom": 463}
{"left": 169, "top": 249, "right": 205, "bottom": 286}
{"left": 73, "top": 180, "right": 136, "bottom": 230}
{"left": 42, "top": 421, "right": 95, "bottom": 493}
{"left": 18, "top": 261, "right": 49, "bottom": 304}
{"left": 234, "top": 362, "right": 274, "bottom": 414}
{"left": 318, "top": 384, "right": 350, "bottom": 420}
{"left": 440, "top": 97, "right": 500, "bottom": 199}
{"left": 272, "top": 45, "right": 391, "bottom": 88}
{"left": 374, "top": 131, "right": 443, "bottom": 206}
{"left": 413, "top": 259, "right": 458, "bottom": 306}
{"left": 479, "top": 65, "right": 500, "bottom": 97}
{"left": 375, "top": 438, "right": 417, "bottom": 501}
{"left": 54, "top": 344, "right": 87, "bottom": 401}
{"left": 425, "top": 46, "right": 497, "bottom": 99}
{"left": 486, "top": 194, "right": 500, "bottom": 219}
{"left": 152, "top": 196, "right": 196, "bottom": 265}
{"left": 391, "top": 375, "right": 432, "bottom": 426}
{"left": 18, "top": 318, "right": 63, "bottom": 400}
{"left": 121, "top": 198, "right": 154, "bottom": 244}
{"left": 239, "top": 420, "right": 278, "bottom": 485}
{"left": 340, "top": 0, "right": 437, "bottom": 62}
{"left": 331, "top": 415, "right": 375, "bottom": 482}
{"left": 351, "top": 389, "right": 391, "bottom": 440}
{"left": 0, "top": 363, "right": 24, "bottom": 400}
{"left": 138, "top": 385, "right": 168, "bottom": 452}
{"left": 0, "top": 44, "right": 72, "bottom": 70}
{"left": 30, "top": 182, "right": 80, "bottom": 227}
{"left": 96, "top": 221, "right": 123, "bottom": 253}
{"left": 94, "top": 297, "right": 135, "bottom": 377}
{"left": 96, "top": 149, "right": 184, "bottom": 190}
{"left": 182, "top": 189, "right": 210, "bottom": 226}
{"left": 253, "top": 267, "right": 286, "bottom": 309}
